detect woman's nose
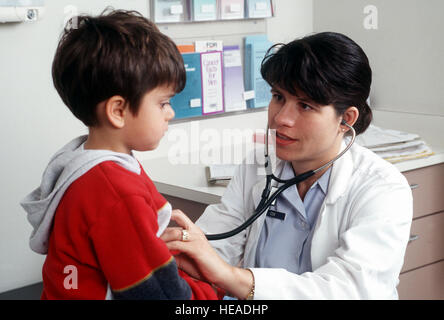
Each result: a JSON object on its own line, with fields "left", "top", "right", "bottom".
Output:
{"left": 274, "top": 103, "right": 297, "bottom": 127}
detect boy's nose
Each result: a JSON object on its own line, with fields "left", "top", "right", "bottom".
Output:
{"left": 166, "top": 104, "right": 175, "bottom": 121}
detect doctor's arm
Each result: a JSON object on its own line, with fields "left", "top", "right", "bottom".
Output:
{"left": 163, "top": 177, "right": 413, "bottom": 299}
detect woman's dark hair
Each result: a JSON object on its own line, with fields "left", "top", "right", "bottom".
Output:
{"left": 52, "top": 9, "right": 185, "bottom": 127}
{"left": 261, "top": 32, "right": 372, "bottom": 135}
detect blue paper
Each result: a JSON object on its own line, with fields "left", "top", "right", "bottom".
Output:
{"left": 244, "top": 35, "right": 273, "bottom": 108}
{"left": 246, "top": 0, "right": 272, "bottom": 18}
{"left": 192, "top": 0, "right": 217, "bottom": 21}
{"left": 170, "top": 53, "right": 203, "bottom": 119}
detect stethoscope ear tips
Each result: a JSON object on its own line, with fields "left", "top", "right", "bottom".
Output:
{"left": 341, "top": 119, "right": 353, "bottom": 131}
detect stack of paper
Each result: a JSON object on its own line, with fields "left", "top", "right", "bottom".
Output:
{"left": 206, "top": 164, "right": 238, "bottom": 183}
{"left": 356, "top": 125, "right": 434, "bottom": 163}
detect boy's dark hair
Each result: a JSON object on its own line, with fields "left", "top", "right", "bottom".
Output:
{"left": 52, "top": 9, "right": 185, "bottom": 127}
{"left": 261, "top": 32, "right": 372, "bottom": 135}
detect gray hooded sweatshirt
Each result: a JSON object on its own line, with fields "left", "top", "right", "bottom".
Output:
{"left": 20, "top": 135, "right": 170, "bottom": 255}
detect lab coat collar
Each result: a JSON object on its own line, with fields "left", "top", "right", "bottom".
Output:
{"left": 325, "top": 139, "right": 353, "bottom": 204}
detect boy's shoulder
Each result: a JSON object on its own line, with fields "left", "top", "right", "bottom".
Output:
{"left": 71, "top": 160, "right": 157, "bottom": 203}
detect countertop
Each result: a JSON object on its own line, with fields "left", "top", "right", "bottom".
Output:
{"left": 138, "top": 109, "right": 444, "bottom": 205}
{"left": 141, "top": 146, "right": 444, "bottom": 205}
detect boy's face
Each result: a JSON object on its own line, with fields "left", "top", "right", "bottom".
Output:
{"left": 124, "top": 85, "right": 176, "bottom": 151}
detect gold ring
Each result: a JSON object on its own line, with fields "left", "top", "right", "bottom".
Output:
{"left": 181, "top": 229, "right": 190, "bottom": 242}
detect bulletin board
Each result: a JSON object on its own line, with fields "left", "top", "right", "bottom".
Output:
{"left": 148, "top": 0, "right": 276, "bottom": 123}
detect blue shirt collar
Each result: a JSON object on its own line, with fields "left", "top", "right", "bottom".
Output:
{"left": 281, "top": 162, "right": 331, "bottom": 195}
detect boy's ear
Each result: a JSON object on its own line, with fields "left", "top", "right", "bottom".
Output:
{"left": 104, "top": 96, "right": 128, "bottom": 129}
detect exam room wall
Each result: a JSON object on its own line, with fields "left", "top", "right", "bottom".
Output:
{"left": 313, "top": 0, "right": 444, "bottom": 118}
{"left": 0, "top": 0, "right": 313, "bottom": 293}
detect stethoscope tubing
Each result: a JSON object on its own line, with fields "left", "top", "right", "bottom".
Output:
{"left": 205, "top": 122, "right": 356, "bottom": 241}
{"left": 205, "top": 170, "right": 315, "bottom": 240}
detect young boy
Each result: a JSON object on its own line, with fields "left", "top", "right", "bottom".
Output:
{"left": 20, "top": 9, "right": 217, "bottom": 300}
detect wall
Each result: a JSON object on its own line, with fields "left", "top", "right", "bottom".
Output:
{"left": 0, "top": 0, "right": 313, "bottom": 293}
{"left": 313, "top": 0, "right": 444, "bottom": 117}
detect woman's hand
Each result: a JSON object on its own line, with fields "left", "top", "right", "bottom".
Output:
{"left": 161, "top": 210, "right": 232, "bottom": 285}
{"left": 160, "top": 210, "right": 253, "bottom": 299}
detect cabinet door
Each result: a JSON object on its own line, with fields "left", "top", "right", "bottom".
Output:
{"left": 162, "top": 194, "right": 207, "bottom": 223}
{"left": 402, "top": 163, "right": 444, "bottom": 219}
{"left": 398, "top": 260, "right": 444, "bottom": 300}
{"left": 401, "top": 211, "right": 444, "bottom": 272}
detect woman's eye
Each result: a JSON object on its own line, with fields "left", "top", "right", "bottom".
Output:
{"left": 161, "top": 102, "right": 171, "bottom": 108}
{"left": 301, "top": 103, "right": 312, "bottom": 110}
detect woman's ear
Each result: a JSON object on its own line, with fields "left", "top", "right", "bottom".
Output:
{"left": 104, "top": 96, "right": 128, "bottom": 129}
{"left": 340, "top": 106, "right": 359, "bottom": 132}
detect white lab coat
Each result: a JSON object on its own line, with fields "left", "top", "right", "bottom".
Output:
{"left": 196, "top": 141, "right": 413, "bottom": 299}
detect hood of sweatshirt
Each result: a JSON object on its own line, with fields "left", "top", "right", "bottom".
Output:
{"left": 20, "top": 135, "right": 170, "bottom": 254}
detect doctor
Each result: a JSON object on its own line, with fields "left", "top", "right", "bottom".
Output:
{"left": 161, "top": 32, "right": 413, "bottom": 299}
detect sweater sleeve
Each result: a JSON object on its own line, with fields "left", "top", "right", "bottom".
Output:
{"left": 90, "top": 195, "right": 217, "bottom": 300}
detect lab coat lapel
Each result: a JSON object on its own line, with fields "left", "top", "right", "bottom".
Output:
{"left": 311, "top": 139, "right": 354, "bottom": 269}
{"left": 325, "top": 139, "right": 354, "bottom": 204}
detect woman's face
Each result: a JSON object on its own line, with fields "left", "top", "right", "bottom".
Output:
{"left": 268, "top": 86, "right": 344, "bottom": 173}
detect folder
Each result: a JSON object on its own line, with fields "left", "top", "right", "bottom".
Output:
{"left": 244, "top": 35, "right": 273, "bottom": 108}
{"left": 170, "top": 53, "right": 203, "bottom": 119}
{"left": 223, "top": 45, "right": 247, "bottom": 112}
{"left": 219, "top": 0, "right": 245, "bottom": 20}
{"left": 177, "top": 44, "right": 195, "bottom": 53}
{"left": 191, "top": 0, "right": 217, "bottom": 21}
{"left": 152, "top": 0, "right": 189, "bottom": 23}
{"left": 245, "top": 0, "right": 272, "bottom": 18}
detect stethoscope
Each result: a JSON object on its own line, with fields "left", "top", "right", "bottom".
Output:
{"left": 205, "top": 120, "right": 356, "bottom": 241}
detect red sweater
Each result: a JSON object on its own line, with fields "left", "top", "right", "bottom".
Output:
{"left": 41, "top": 161, "right": 217, "bottom": 300}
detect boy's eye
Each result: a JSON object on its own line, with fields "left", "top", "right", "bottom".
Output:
{"left": 161, "top": 102, "right": 171, "bottom": 108}
{"left": 272, "top": 93, "right": 283, "bottom": 101}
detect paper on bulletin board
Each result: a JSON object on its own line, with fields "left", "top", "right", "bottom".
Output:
{"left": 223, "top": 46, "right": 247, "bottom": 112}
{"left": 201, "top": 51, "right": 224, "bottom": 115}
{"left": 153, "top": 0, "right": 187, "bottom": 23}
{"left": 220, "top": 0, "right": 245, "bottom": 20}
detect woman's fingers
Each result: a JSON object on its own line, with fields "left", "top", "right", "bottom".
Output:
{"left": 171, "top": 209, "right": 194, "bottom": 229}
{"left": 164, "top": 240, "right": 192, "bottom": 255}
{"left": 160, "top": 227, "right": 182, "bottom": 242}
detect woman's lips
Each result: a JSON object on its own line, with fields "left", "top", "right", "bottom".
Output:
{"left": 275, "top": 131, "right": 297, "bottom": 146}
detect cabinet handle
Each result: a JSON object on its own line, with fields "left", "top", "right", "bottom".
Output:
{"left": 409, "top": 184, "right": 419, "bottom": 190}
{"left": 409, "top": 234, "right": 419, "bottom": 243}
